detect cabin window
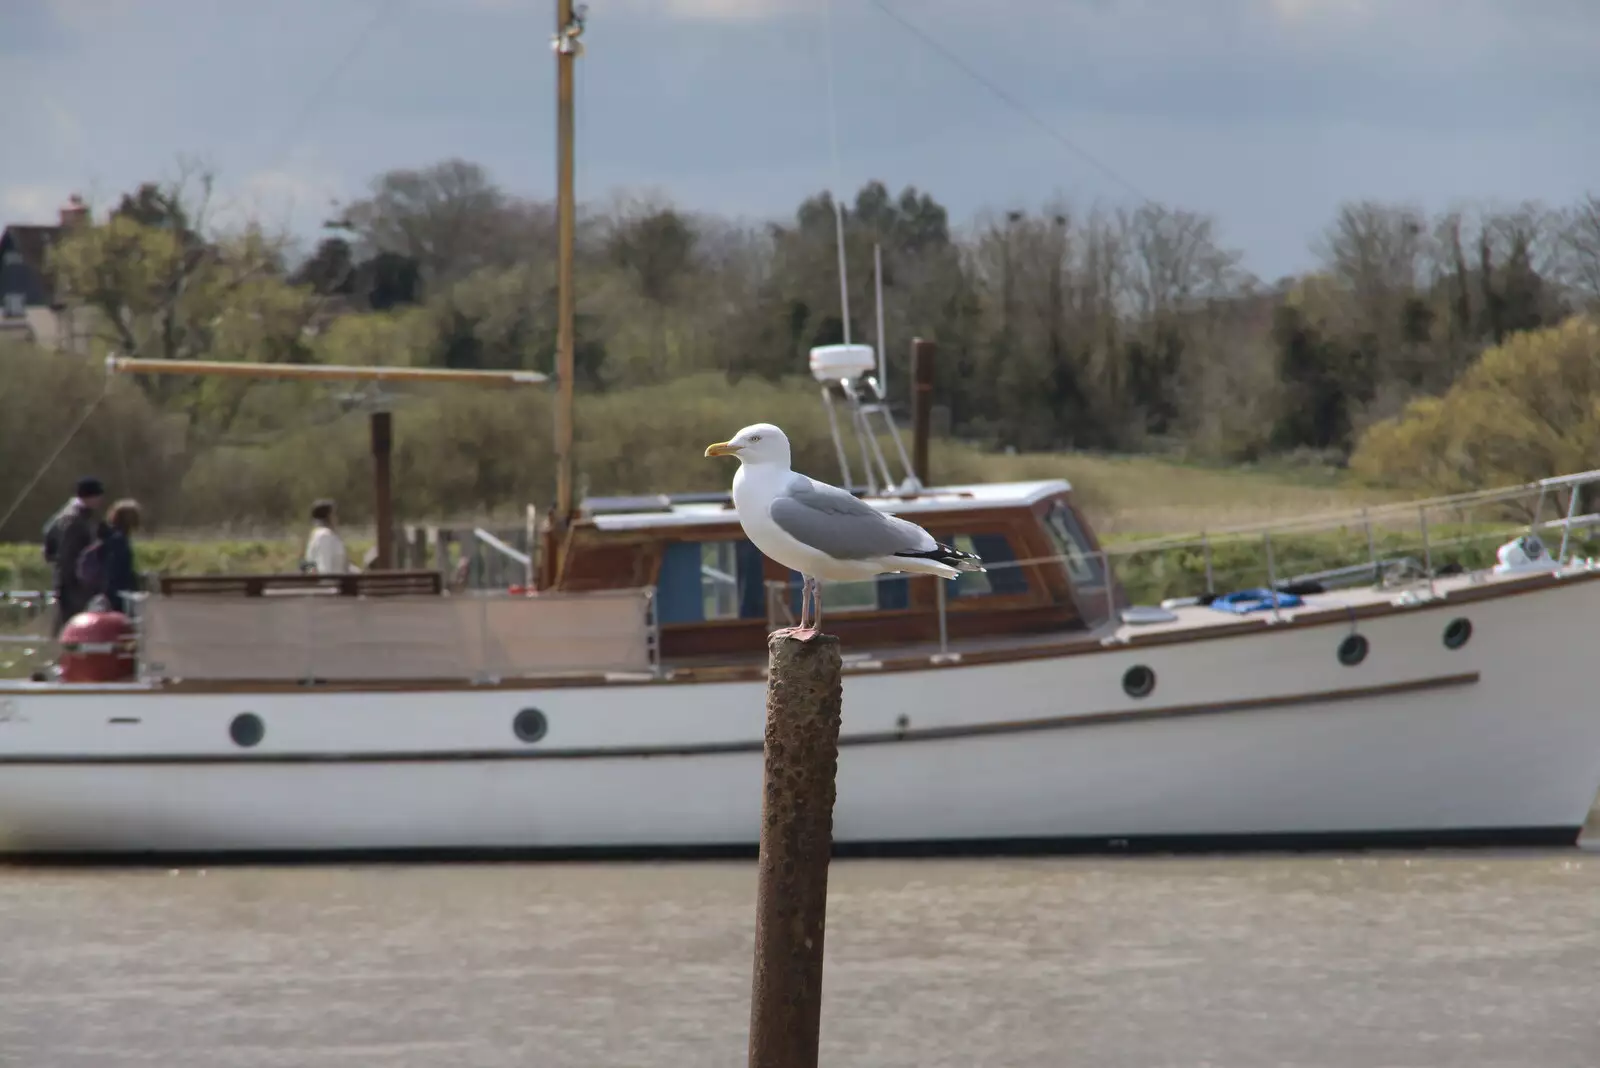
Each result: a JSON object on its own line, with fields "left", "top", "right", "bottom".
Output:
{"left": 787, "top": 573, "right": 893, "bottom": 615}
{"left": 656, "top": 540, "right": 767, "bottom": 623}
{"left": 947, "top": 533, "right": 1029, "bottom": 598}
{"left": 1043, "top": 501, "right": 1105, "bottom": 586}
{"left": 701, "top": 541, "right": 739, "bottom": 619}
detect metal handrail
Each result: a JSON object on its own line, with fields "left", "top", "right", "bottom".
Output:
{"left": 472, "top": 527, "right": 533, "bottom": 588}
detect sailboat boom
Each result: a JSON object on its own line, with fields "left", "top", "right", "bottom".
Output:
{"left": 105, "top": 356, "right": 547, "bottom": 387}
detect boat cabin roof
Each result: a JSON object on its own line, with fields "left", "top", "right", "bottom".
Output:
{"left": 583, "top": 479, "right": 1073, "bottom": 532}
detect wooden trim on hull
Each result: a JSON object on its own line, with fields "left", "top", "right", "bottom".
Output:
{"left": 12, "top": 565, "right": 1593, "bottom": 695}
{"left": 0, "top": 671, "right": 1478, "bottom": 765}
{"left": 0, "top": 825, "right": 1579, "bottom": 867}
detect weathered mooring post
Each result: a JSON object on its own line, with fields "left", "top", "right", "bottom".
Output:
{"left": 747, "top": 632, "right": 844, "bottom": 1068}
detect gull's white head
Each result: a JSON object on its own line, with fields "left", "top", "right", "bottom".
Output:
{"left": 704, "top": 422, "right": 791, "bottom": 467}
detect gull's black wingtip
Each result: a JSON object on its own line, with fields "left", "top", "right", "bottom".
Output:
{"left": 894, "top": 542, "right": 987, "bottom": 572}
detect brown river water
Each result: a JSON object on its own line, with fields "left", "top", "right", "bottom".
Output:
{"left": 2, "top": 850, "right": 1598, "bottom": 1067}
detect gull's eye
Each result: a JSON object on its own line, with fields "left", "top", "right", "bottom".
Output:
{"left": 749, "top": 435, "right": 762, "bottom": 442}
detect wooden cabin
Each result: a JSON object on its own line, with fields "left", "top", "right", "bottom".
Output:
{"left": 537, "top": 478, "right": 1125, "bottom": 664}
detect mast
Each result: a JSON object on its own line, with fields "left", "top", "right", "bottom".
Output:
{"left": 552, "top": 1, "right": 585, "bottom": 537}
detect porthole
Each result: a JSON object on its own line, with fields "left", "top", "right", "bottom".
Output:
{"left": 1122, "top": 664, "right": 1156, "bottom": 699}
{"left": 1443, "top": 618, "right": 1472, "bottom": 650}
{"left": 1337, "top": 634, "right": 1368, "bottom": 667}
{"left": 229, "top": 712, "right": 265, "bottom": 748}
{"left": 513, "top": 707, "right": 548, "bottom": 744}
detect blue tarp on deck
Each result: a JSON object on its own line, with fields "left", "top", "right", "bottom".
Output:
{"left": 1208, "top": 588, "right": 1304, "bottom": 614}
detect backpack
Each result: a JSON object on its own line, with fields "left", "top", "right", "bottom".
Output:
{"left": 75, "top": 536, "right": 108, "bottom": 592}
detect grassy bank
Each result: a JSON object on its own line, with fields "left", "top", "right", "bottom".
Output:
{"left": 3, "top": 520, "right": 1576, "bottom": 616}
{"left": 0, "top": 449, "right": 1392, "bottom": 591}
{"left": 14, "top": 447, "right": 1576, "bottom": 631}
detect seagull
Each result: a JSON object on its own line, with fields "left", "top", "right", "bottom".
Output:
{"left": 704, "top": 422, "right": 986, "bottom": 639}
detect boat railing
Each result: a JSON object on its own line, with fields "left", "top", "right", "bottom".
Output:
{"left": 398, "top": 508, "right": 538, "bottom": 591}
{"left": 1115, "top": 467, "right": 1600, "bottom": 553}
{"left": 0, "top": 589, "right": 54, "bottom": 678}
{"left": 471, "top": 527, "right": 534, "bottom": 589}
{"left": 754, "top": 467, "right": 1600, "bottom": 655}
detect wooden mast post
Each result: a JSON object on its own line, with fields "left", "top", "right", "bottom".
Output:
{"left": 551, "top": 0, "right": 584, "bottom": 562}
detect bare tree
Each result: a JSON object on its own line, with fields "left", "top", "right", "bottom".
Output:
{"left": 1557, "top": 194, "right": 1600, "bottom": 307}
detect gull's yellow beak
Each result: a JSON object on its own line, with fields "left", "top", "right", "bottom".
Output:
{"left": 704, "top": 441, "right": 742, "bottom": 458}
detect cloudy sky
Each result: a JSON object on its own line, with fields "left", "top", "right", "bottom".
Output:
{"left": 2, "top": 0, "right": 1596, "bottom": 280}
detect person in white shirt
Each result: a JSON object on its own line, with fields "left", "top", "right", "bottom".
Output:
{"left": 303, "top": 499, "right": 353, "bottom": 574}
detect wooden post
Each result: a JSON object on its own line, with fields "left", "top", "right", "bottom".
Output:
{"left": 552, "top": 0, "right": 582, "bottom": 536}
{"left": 409, "top": 524, "right": 428, "bottom": 572}
{"left": 748, "top": 632, "right": 844, "bottom": 1068}
{"left": 524, "top": 504, "right": 539, "bottom": 589}
{"left": 910, "top": 338, "right": 935, "bottom": 487}
{"left": 370, "top": 411, "right": 393, "bottom": 571}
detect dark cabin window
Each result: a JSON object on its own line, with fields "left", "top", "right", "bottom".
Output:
{"left": 736, "top": 540, "right": 766, "bottom": 620}
{"left": 657, "top": 541, "right": 767, "bottom": 623}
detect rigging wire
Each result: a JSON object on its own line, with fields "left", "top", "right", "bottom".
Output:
{"left": 863, "top": 0, "right": 1156, "bottom": 207}
{"left": 261, "top": 0, "right": 410, "bottom": 167}
{"left": 0, "top": 380, "right": 112, "bottom": 534}
{"left": 0, "top": 0, "right": 409, "bottom": 532}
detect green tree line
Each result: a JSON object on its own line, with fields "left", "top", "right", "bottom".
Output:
{"left": 3, "top": 159, "right": 1598, "bottom": 540}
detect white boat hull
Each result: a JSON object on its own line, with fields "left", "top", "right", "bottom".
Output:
{"left": 3, "top": 573, "right": 1599, "bottom": 857}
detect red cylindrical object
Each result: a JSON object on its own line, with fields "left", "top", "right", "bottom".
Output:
{"left": 58, "top": 610, "right": 137, "bottom": 683}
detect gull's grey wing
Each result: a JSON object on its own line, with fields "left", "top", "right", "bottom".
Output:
{"left": 768, "top": 475, "right": 934, "bottom": 560}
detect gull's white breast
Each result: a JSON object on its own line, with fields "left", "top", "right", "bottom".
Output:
{"left": 731, "top": 465, "right": 884, "bottom": 582}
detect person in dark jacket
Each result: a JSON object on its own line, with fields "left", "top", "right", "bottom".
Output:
{"left": 46, "top": 476, "right": 108, "bottom": 634}
{"left": 103, "top": 499, "right": 142, "bottom": 615}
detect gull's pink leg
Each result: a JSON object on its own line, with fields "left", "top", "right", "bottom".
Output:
{"left": 790, "top": 576, "right": 819, "bottom": 641}
{"left": 773, "top": 575, "right": 812, "bottom": 639}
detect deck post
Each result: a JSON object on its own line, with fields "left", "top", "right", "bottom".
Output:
{"left": 910, "top": 338, "right": 935, "bottom": 487}
{"left": 1363, "top": 510, "right": 1377, "bottom": 583}
{"left": 1419, "top": 505, "right": 1435, "bottom": 597}
{"left": 1558, "top": 485, "right": 1581, "bottom": 565}
{"left": 370, "top": 411, "right": 394, "bottom": 570}
{"left": 1263, "top": 531, "right": 1280, "bottom": 622}
{"left": 747, "top": 632, "right": 844, "bottom": 1068}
